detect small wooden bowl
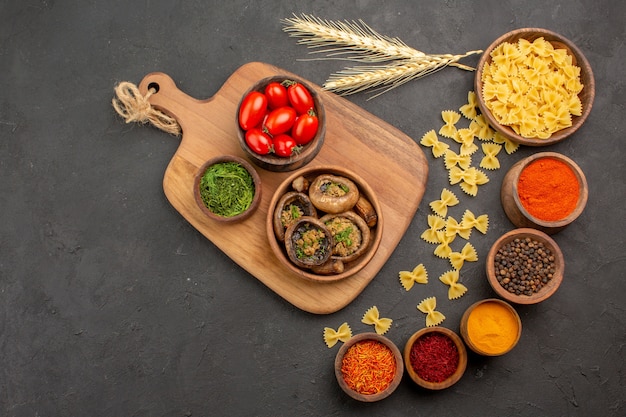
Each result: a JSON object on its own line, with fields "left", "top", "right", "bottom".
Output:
{"left": 194, "top": 155, "right": 262, "bottom": 223}
{"left": 403, "top": 327, "right": 467, "bottom": 390}
{"left": 460, "top": 298, "right": 522, "bottom": 356}
{"left": 334, "top": 333, "right": 403, "bottom": 402}
{"left": 237, "top": 75, "right": 326, "bottom": 172}
{"left": 486, "top": 228, "right": 564, "bottom": 304}
{"left": 266, "top": 165, "right": 383, "bottom": 283}
{"left": 501, "top": 152, "right": 588, "bottom": 234}
{"left": 475, "top": 28, "right": 595, "bottom": 146}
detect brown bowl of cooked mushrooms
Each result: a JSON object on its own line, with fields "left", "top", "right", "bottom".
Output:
{"left": 266, "top": 165, "right": 383, "bottom": 283}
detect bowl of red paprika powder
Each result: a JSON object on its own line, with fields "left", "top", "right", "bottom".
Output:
{"left": 500, "top": 152, "right": 588, "bottom": 234}
{"left": 334, "top": 332, "right": 403, "bottom": 402}
{"left": 403, "top": 326, "right": 467, "bottom": 390}
{"left": 486, "top": 228, "right": 564, "bottom": 305}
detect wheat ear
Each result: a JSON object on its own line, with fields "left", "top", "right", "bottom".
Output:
{"left": 281, "top": 14, "right": 482, "bottom": 98}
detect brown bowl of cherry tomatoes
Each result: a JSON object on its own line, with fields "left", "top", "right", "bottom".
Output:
{"left": 237, "top": 76, "right": 326, "bottom": 172}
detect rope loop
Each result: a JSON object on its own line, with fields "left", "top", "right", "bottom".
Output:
{"left": 112, "top": 81, "right": 181, "bottom": 136}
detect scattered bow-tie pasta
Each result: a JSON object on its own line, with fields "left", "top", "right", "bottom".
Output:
{"left": 399, "top": 263, "right": 429, "bottom": 291}
{"left": 361, "top": 306, "right": 393, "bottom": 335}
{"left": 449, "top": 242, "right": 478, "bottom": 270}
{"left": 493, "top": 131, "right": 520, "bottom": 154}
{"left": 434, "top": 230, "right": 455, "bottom": 259}
{"left": 461, "top": 210, "right": 489, "bottom": 234}
{"left": 421, "top": 214, "right": 446, "bottom": 244}
{"left": 323, "top": 322, "right": 353, "bottom": 348}
{"left": 480, "top": 143, "right": 503, "bottom": 170}
{"left": 439, "top": 269, "right": 468, "bottom": 300}
{"left": 439, "top": 110, "right": 461, "bottom": 138}
{"left": 444, "top": 149, "right": 471, "bottom": 170}
{"left": 420, "top": 129, "right": 449, "bottom": 158}
{"left": 417, "top": 296, "right": 446, "bottom": 327}
{"left": 459, "top": 90, "right": 479, "bottom": 120}
{"left": 481, "top": 37, "right": 584, "bottom": 138}
{"left": 429, "top": 188, "right": 460, "bottom": 217}
{"left": 445, "top": 216, "right": 473, "bottom": 240}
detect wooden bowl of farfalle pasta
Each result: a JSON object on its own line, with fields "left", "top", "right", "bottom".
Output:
{"left": 475, "top": 28, "right": 595, "bottom": 146}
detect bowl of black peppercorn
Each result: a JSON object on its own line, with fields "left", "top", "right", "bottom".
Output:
{"left": 486, "top": 228, "right": 564, "bottom": 304}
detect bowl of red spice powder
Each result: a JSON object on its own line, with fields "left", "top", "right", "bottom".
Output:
{"left": 334, "top": 332, "right": 403, "bottom": 402}
{"left": 486, "top": 228, "right": 564, "bottom": 304}
{"left": 501, "top": 152, "right": 588, "bottom": 234}
{"left": 403, "top": 326, "right": 467, "bottom": 390}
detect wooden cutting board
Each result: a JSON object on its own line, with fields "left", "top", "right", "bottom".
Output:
{"left": 138, "top": 62, "right": 428, "bottom": 314}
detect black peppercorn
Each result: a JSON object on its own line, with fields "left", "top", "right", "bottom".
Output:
{"left": 494, "top": 238, "right": 555, "bottom": 295}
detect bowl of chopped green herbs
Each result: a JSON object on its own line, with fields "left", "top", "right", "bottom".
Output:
{"left": 194, "top": 155, "right": 262, "bottom": 223}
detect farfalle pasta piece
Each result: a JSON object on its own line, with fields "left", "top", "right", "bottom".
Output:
{"left": 429, "top": 188, "right": 459, "bottom": 217}
{"left": 492, "top": 131, "right": 520, "bottom": 154}
{"left": 420, "top": 129, "right": 449, "bottom": 158}
{"left": 459, "top": 91, "right": 478, "bottom": 120}
{"left": 449, "top": 166, "right": 477, "bottom": 186}
{"left": 444, "top": 149, "right": 471, "bottom": 170}
{"left": 362, "top": 306, "right": 393, "bottom": 335}
{"left": 399, "top": 263, "right": 428, "bottom": 291}
{"left": 445, "top": 216, "right": 472, "bottom": 240}
{"left": 460, "top": 168, "right": 489, "bottom": 196}
{"left": 417, "top": 297, "right": 445, "bottom": 327}
{"left": 439, "top": 270, "right": 468, "bottom": 300}
{"left": 471, "top": 114, "right": 495, "bottom": 141}
{"left": 480, "top": 143, "right": 502, "bottom": 170}
{"left": 421, "top": 214, "right": 446, "bottom": 244}
{"left": 434, "top": 230, "right": 455, "bottom": 259}
{"left": 323, "top": 322, "right": 352, "bottom": 348}
{"left": 449, "top": 242, "right": 478, "bottom": 270}
{"left": 461, "top": 209, "right": 489, "bottom": 234}
{"left": 459, "top": 131, "right": 479, "bottom": 156}
{"left": 439, "top": 110, "right": 461, "bottom": 139}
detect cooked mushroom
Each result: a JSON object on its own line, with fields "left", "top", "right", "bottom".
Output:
{"left": 284, "top": 216, "right": 334, "bottom": 269}
{"left": 311, "top": 258, "right": 345, "bottom": 275}
{"left": 353, "top": 195, "right": 378, "bottom": 227}
{"left": 320, "top": 211, "right": 371, "bottom": 263}
{"left": 273, "top": 192, "right": 317, "bottom": 241}
{"left": 308, "top": 174, "right": 360, "bottom": 214}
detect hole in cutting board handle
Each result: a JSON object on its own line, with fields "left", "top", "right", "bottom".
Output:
{"left": 148, "top": 82, "right": 160, "bottom": 93}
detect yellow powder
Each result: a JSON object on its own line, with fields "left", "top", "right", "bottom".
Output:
{"left": 467, "top": 301, "right": 519, "bottom": 354}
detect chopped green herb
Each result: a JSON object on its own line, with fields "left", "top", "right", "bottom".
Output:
{"left": 199, "top": 162, "right": 255, "bottom": 217}
{"left": 334, "top": 226, "right": 354, "bottom": 247}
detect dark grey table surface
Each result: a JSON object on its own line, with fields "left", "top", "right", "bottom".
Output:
{"left": 2, "top": 1, "right": 625, "bottom": 416}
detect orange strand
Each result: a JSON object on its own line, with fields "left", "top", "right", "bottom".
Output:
{"left": 341, "top": 340, "right": 396, "bottom": 395}
{"left": 517, "top": 157, "right": 579, "bottom": 221}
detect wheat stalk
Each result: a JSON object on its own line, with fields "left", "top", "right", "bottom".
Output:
{"left": 281, "top": 14, "right": 482, "bottom": 98}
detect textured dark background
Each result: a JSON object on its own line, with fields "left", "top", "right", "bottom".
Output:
{"left": 1, "top": 1, "right": 624, "bottom": 416}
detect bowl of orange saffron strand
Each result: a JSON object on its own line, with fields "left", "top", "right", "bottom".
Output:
{"left": 334, "top": 332, "right": 403, "bottom": 402}
{"left": 460, "top": 299, "right": 522, "bottom": 356}
{"left": 500, "top": 152, "right": 588, "bottom": 234}
{"left": 403, "top": 326, "right": 468, "bottom": 390}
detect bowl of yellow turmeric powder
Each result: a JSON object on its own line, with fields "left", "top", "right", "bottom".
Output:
{"left": 460, "top": 298, "right": 522, "bottom": 356}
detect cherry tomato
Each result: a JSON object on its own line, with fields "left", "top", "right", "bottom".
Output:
{"left": 291, "top": 110, "right": 319, "bottom": 145}
{"left": 245, "top": 128, "right": 273, "bottom": 155}
{"left": 238, "top": 91, "right": 267, "bottom": 131}
{"left": 285, "top": 81, "right": 315, "bottom": 115}
{"left": 264, "top": 82, "right": 289, "bottom": 110}
{"left": 264, "top": 106, "right": 297, "bottom": 136}
{"left": 273, "top": 134, "right": 299, "bottom": 158}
